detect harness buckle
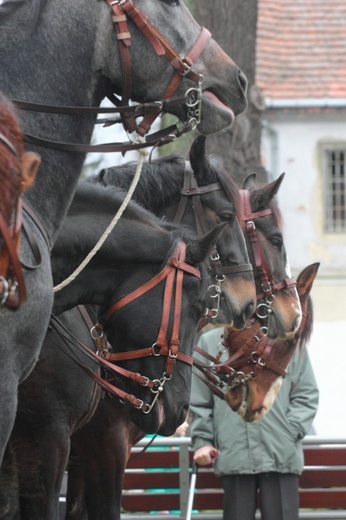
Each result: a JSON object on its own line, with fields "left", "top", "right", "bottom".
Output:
{"left": 0, "top": 276, "right": 9, "bottom": 305}
{"left": 151, "top": 343, "right": 161, "bottom": 356}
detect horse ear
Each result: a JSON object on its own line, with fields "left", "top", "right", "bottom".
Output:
{"left": 189, "top": 135, "right": 212, "bottom": 183}
{"left": 185, "top": 223, "right": 227, "bottom": 265}
{"left": 251, "top": 172, "right": 285, "bottom": 210}
{"left": 20, "top": 152, "right": 41, "bottom": 193}
{"left": 296, "top": 262, "right": 320, "bottom": 300}
{"left": 242, "top": 173, "right": 258, "bottom": 189}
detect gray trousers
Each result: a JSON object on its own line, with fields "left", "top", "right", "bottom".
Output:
{"left": 220, "top": 473, "right": 299, "bottom": 520}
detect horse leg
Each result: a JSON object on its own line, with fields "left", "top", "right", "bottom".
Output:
{"left": 15, "top": 426, "right": 70, "bottom": 520}
{"left": 0, "top": 442, "right": 20, "bottom": 520}
{"left": 66, "top": 399, "right": 143, "bottom": 520}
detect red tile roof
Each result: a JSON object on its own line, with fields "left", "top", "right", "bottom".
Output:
{"left": 256, "top": 0, "right": 346, "bottom": 101}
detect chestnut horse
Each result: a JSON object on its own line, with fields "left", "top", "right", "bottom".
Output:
{"left": 0, "top": 94, "right": 40, "bottom": 310}
{"left": 64, "top": 262, "right": 318, "bottom": 520}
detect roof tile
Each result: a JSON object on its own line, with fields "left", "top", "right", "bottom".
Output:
{"left": 256, "top": 0, "right": 346, "bottom": 100}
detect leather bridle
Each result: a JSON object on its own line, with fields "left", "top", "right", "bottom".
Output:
{"left": 173, "top": 163, "right": 253, "bottom": 321}
{"left": 239, "top": 189, "right": 296, "bottom": 304}
{"left": 192, "top": 189, "right": 298, "bottom": 397}
{"left": 0, "top": 133, "right": 26, "bottom": 309}
{"left": 14, "top": 0, "right": 211, "bottom": 154}
{"left": 52, "top": 241, "right": 201, "bottom": 414}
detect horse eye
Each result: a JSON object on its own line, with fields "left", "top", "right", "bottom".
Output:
{"left": 271, "top": 235, "right": 283, "bottom": 249}
{"left": 162, "top": 0, "right": 180, "bottom": 5}
{"left": 218, "top": 212, "right": 235, "bottom": 224}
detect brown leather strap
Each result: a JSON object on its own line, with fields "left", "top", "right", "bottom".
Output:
{"left": 0, "top": 205, "right": 26, "bottom": 307}
{"left": 137, "top": 28, "right": 210, "bottom": 136}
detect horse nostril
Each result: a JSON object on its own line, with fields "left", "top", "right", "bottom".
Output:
{"left": 238, "top": 69, "right": 248, "bottom": 94}
{"left": 243, "top": 300, "right": 255, "bottom": 323}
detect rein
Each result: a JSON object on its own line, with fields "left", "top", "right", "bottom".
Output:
{"left": 51, "top": 241, "right": 201, "bottom": 414}
{"left": 173, "top": 163, "right": 253, "bottom": 321}
{"left": 13, "top": 0, "right": 210, "bottom": 154}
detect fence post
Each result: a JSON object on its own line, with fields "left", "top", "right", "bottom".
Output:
{"left": 179, "top": 440, "right": 191, "bottom": 518}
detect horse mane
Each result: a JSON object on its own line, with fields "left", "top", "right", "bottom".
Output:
{"left": 97, "top": 152, "right": 241, "bottom": 214}
{"left": 97, "top": 154, "right": 186, "bottom": 213}
{"left": 70, "top": 179, "right": 194, "bottom": 265}
{"left": 0, "top": 93, "right": 23, "bottom": 223}
{"left": 209, "top": 160, "right": 241, "bottom": 217}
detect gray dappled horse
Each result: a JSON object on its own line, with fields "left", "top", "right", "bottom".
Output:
{"left": 0, "top": 0, "right": 248, "bottom": 465}
{"left": 0, "top": 180, "right": 225, "bottom": 519}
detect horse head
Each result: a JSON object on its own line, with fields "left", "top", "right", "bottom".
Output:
{"left": 51, "top": 180, "right": 227, "bottom": 435}
{"left": 241, "top": 173, "right": 302, "bottom": 340}
{"left": 184, "top": 136, "right": 256, "bottom": 328}
{"left": 94, "top": 0, "right": 248, "bottom": 135}
{"left": 224, "top": 262, "right": 319, "bottom": 422}
{"left": 98, "top": 225, "right": 226, "bottom": 435}
{"left": 95, "top": 136, "right": 256, "bottom": 330}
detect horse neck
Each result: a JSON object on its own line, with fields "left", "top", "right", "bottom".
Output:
{"left": 102, "top": 160, "right": 193, "bottom": 221}
{"left": 51, "top": 189, "right": 181, "bottom": 313}
{"left": 1, "top": 0, "right": 113, "bottom": 244}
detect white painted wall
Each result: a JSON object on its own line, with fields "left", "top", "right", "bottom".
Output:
{"left": 262, "top": 110, "right": 346, "bottom": 437}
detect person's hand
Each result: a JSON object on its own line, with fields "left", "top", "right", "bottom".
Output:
{"left": 194, "top": 445, "right": 217, "bottom": 466}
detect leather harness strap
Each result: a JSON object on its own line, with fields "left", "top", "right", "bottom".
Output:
{"left": 192, "top": 189, "right": 299, "bottom": 395}
{"left": 239, "top": 188, "right": 296, "bottom": 299}
{"left": 173, "top": 163, "right": 253, "bottom": 278}
{"left": 14, "top": 0, "right": 209, "bottom": 154}
{"left": 51, "top": 241, "right": 200, "bottom": 413}
{"left": 96, "top": 240, "right": 199, "bottom": 378}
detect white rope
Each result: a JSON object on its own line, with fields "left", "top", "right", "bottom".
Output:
{"left": 53, "top": 143, "right": 148, "bottom": 293}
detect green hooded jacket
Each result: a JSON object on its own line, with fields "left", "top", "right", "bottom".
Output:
{"left": 190, "top": 327, "right": 319, "bottom": 477}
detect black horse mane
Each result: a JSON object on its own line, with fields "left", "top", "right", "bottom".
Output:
{"left": 95, "top": 152, "right": 241, "bottom": 215}
{"left": 68, "top": 179, "right": 196, "bottom": 264}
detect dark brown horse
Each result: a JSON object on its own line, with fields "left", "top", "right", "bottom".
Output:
{"left": 62, "top": 172, "right": 303, "bottom": 519}
{"left": 0, "top": 180, "right": 224, "bottom": 520}
{"left": 65, "top": 263, "right": 318, "bottom": 520}
{"left": 192, "top": 173, "right": 308, "bottom": 421}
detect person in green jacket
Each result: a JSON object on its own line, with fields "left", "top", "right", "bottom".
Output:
{"left": 190, "top": 326, "right": 319, "bottom": 520}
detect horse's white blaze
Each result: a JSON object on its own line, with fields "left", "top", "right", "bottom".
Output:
{"left": 256, "top": 377, "right": 283, "bottom": 419}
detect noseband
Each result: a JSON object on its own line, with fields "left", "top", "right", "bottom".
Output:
{"left": 173, "top": 163, "right": 252, "bottom": 320}
{"left": 0, "top": 133, "right": 26, "bottom": 309}
{"left": 60, "top": 241, "right": 200, "bottom": 414}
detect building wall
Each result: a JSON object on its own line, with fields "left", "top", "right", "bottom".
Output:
{"left": 262, "top": 109, "right": 346, "bottom": 436}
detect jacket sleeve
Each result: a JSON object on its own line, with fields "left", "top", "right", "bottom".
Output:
{"left": 286, "top": 345, "right": 319, "bottom": 440}
{"left": 189, "top": 334, "right": 216, "bottom": 451}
